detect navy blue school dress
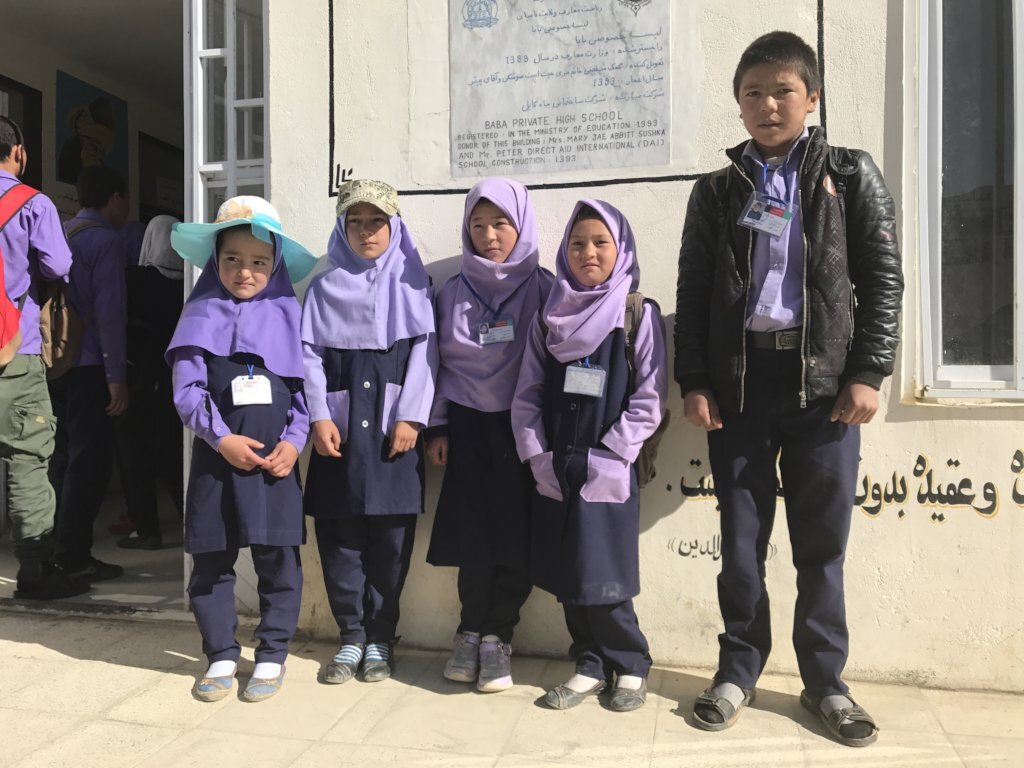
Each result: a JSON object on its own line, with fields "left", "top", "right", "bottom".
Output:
{"left": 184, "top": 353, "right": 305, "bottom": 554}
{"left": 303, "top": 339, "right": 424, "bottom": 518}
{"left": 531, "top": 326, "right": 640, "bottom": 606}
{"left": 427, "top": 404, "right": 532, "bottom": 570}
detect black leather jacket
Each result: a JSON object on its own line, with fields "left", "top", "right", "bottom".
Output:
{"left": 673, "top": 127, "right": 904, "bottom": 412}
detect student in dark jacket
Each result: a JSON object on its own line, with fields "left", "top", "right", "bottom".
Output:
{"left": 674, "top": 31, "right": 902, "bottom": 747}
{"left": 114, "top": 215, "right": 184, "bottom": 549}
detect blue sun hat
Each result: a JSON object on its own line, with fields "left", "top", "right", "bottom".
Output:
{"left": 170, "top": 196, "right": 319, "bottom": 282}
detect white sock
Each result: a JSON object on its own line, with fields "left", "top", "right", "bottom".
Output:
{"left": 617, "top": 674, "right": 644, "bottom": 690}
{"left": 564, "top": 673, "right": 602, "bottom": 693}
{"left": 206, "top": 660, "right": 236, "bottom": 678}
{"left": 481, "top": 634, "right": 500, "bottom": 644}
{"left": 252, "top": 662, "right": 282, "bottom": 680}
{"left": 464, "top": 631, "right": 480, "bottom": 637}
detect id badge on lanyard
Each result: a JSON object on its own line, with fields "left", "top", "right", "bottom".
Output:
{"left": 231, "top": 364, "right": 273, "bottom": 406}
{"left": 478, "top": 315, "right": 515, "bottom": 345}
{"left": 563, "top": 358, "right": 607, "bottom": 398}
{"left": 737, "top": 160, "right": 794, "bottom": 239}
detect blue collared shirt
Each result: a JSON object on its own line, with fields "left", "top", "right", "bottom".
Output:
{"left": 740, "top": 128, "right": 809, "bottom": 332}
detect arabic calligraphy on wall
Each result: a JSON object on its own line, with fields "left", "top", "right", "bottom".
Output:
{"left": 674, "top": 451, "right": 1024, "bottom": 523}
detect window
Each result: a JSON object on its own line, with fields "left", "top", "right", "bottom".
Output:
{"left": 921, "top": 0, "right": 1023, "bottom": 396}
{"left": 185, "top": 0, "right": 267, "bottom": 224}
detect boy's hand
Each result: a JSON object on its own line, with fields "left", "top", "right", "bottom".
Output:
{"left": 106, "top": 382, "right": 129, "bottom": 417}
{"left": 218, "top": 434, "right": 269, "bottom": 471}
{"left": 389, "top": 420, "right": 421, "bottom": 458}
{"left": 311, "top": 419, "right": 342, "bottom": 457}
{"left": 830, "top": 382, "right": 879, "bottom": 424}
{"left": 426, "top": 435, "right": 448, "bottom": 466}
{"left": 684, "top": 389, "right": 723, "bottom": 430}
{"left": 264, "top": 441, "right": 299, "bottom": 478}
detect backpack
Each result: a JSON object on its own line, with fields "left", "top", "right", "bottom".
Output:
{"left": 539, "top": 292, "right": 670, "bottom": 487}
{"left": 622, "top": 292, "right": 670, "bottom": 487}
{"left": 42, "top": 218, "right": 100, "bottom": 379}
{"left": 0, "top": 184, "right": 40, "bottom": 368}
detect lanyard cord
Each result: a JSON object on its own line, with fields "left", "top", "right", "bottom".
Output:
{"left": 459, "top": 268, "right": 537, "bottom": 319}
{"left": 760, "top": 158, "right": 793, "bottom": 206}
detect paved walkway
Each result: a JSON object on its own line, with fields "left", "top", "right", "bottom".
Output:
{"left": 0, "top": 608, "right": 1020, "bottom": 767}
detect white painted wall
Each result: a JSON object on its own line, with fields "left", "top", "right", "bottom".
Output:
{"left": 269, "top": 1, "right": 1024, "bottom": 692}
{"left": 0, "top": 29, "right": 183, "bottom": 218}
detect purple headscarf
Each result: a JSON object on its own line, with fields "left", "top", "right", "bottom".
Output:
{"left": 301, "top": 213, "right": 433, "bottom": 350}
{"left": 436, "top": 177, "right": 550, "bottom": 412}
{"left": 165, "top": 227, "right": 304, "bottom": 378}
{"left": 542, "top": 199, "right": 640, "bottom": 363}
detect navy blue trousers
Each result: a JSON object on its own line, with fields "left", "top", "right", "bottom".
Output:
{"left": 563, "top": 599, "right": 652, "bottom": 680}
{"left": 315, "top": 515, "right": 416, "bottom": 644}
{"left": 457, "top": 562, "right": 532, "bottom": 643}
{"left": 48, "top": 366, "right": 114, "bottom": 568}
{"left": 707, "top": 348, "right": 860, "bottom": 698}
{"left": 188, "top": 544, "right": 302, "bottom": 665}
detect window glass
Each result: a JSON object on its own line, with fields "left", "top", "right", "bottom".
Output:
{"left": 940, "top": 0, "right": 1014, "bottom": 365}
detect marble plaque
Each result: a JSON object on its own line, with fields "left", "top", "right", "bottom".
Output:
{"left": 450, "top": 1, "right": 670, "bottom": 177}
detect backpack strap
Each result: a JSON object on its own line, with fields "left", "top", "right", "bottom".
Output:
{"left": 0, "top": 184, "right": 40, "bottom": 233}
{"left": 827, "top": 145, "right": 860, "bottom": 207}
{"left": 623, "top": 291, "right": 644, "bottom": 380}
{"left": 64, "top": 218, "right": 105, "bottom": 240}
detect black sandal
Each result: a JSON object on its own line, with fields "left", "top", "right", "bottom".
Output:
{"left": 693, "top": 685, "right": 755, "bottom": 731}
{"left": 800, "top": 690, "right": 879, "bottom": 747}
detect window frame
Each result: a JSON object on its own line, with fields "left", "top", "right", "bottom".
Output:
{"left": 919, "top": 0, "right": 1024, "bottom": 399}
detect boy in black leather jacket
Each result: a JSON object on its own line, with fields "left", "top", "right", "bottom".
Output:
{"left": 674, "top": 31, "right": 903, "bottom": 747}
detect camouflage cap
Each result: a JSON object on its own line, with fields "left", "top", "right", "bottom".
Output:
{"left": 335, "top": 179, "right": 400, "bottom": 218}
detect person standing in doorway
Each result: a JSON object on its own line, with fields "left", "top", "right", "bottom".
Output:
{"left": 49, "top": 165, "right": 130, "bottom": 582}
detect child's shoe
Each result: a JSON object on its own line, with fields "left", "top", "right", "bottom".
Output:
{"left": 476, "top": 637, "right": 512, "bottom": 693}
{"left": 192, "top": 674, "right": 235, "bottom": 702}
{"left": 325, "top": 644, "right": 363, "bottom": 685}
{"left": 362, "top": 642, "right": 393, "bottom": 682}
{"left": 241, "top": 666, "right": 286, "bottom": 702}
{"left": 443, "top": 632, "right": 480, "bottom": 683}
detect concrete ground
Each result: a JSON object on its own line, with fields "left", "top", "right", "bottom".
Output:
{"left": 0, "top": 609, "right": 1020, "bottom": 768}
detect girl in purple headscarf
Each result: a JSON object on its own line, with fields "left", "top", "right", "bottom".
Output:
{"left": 511, "top": 200, "right": 668, "bottom": 712}
{"left": 425, "top": 177, "right": 554, "bottom": 693}
{"left": 301, "top": 179, "right": 436, "bottom": 684}
{"left": 166, "top": 196, "right": 318, "bottom": 704}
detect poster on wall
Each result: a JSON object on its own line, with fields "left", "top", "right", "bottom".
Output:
{"left": 54, "top": 70, "right": 129, "bottom": 186}
{"left": 449, "top": 0, "right": 671, "bottom": 178}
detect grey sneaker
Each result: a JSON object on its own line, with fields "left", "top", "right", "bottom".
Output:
{"left": 477, "top": 639, "right": 512, "bottom": 692}
{"left": 443, "top": 632, "right": 480, "bottom": 683}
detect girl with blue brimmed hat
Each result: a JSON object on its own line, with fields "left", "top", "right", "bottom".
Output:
{"left": 166, "top": 195, "right": 318, "bottom": 703}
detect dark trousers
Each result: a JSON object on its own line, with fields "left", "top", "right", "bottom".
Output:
{"left": 188, "top": 544, "right": 302, "bottom": 665}
{"left": 315, "top": 515, "right": 417, "bottom": 644}
{"left": 707, "top": 348, "right": 860, "bottom": 698}
{"left": 457, "top": 562, "right": 532, "bottom": 643}
{"left": 114, "top": 398, "right": 183, "bottom": 538}
{"left": 48, "top": 366, "right": 114, "bottom": 568}
{"left": 563, "top": 599, "right": 652, "bottom": 680}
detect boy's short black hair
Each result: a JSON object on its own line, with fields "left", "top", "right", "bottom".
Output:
{"left": 76, "top": 165, "right": 127, "bottom": 209}
{"left": 733, "top": 31, "right": 821, "bottom": 101}
{"left": 0, "top": 116, "right": 25, "bottom": 161}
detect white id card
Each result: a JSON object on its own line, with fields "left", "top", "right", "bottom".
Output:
{"left": 563, "top": 364, "right": 607, "bottom": 398}
{"left": 738, "top": 193, "right": 793, "bottom": 238}
{"left": 231, "top": 375, "right": 273, "bottom": 406}
{"left": 479, "top": 316, "right": 515, "bottom": 345}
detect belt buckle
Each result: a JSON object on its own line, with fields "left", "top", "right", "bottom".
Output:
{"left": 776, "top": 330, "right": 800, "bottom": 350}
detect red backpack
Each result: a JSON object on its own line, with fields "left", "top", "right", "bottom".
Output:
{"left": 0, "top": 184, "right": 39, "bottom": 367}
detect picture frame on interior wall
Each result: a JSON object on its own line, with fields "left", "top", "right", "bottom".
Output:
{"left": 0, "top": 74, "right": 43, "bottom": 190}
{"left": 54, "top": 70, "right": 129, "bottom": 186}
{"left": 138, "top": 132, "right": 185, "bottom": 221}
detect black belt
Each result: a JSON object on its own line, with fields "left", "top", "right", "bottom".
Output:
{"left": 747, "top": 327, "right": 802, "bottom": 350}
